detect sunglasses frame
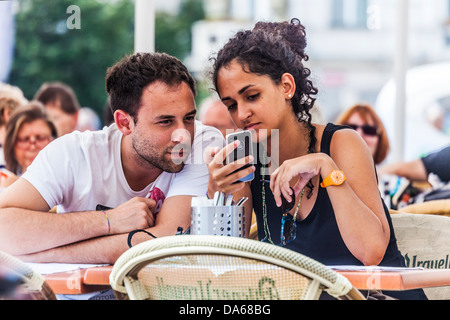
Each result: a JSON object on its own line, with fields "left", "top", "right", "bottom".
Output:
{"left": 279, "top": 187, "right": 297, "bottom": 246}
{"left": 346, "top": 124, "right": 379, "bottom": 136}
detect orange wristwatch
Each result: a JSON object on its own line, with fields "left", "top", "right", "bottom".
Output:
{"left": 320, "top": 170, "right": 346, "bottom": 188}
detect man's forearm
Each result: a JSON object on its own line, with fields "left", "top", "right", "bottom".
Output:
{"left": 18, "top": 228, "right": 158, "bottom": 264}
{"left": 17, "top": 233, "right": 128, "bottom": 264}
{"left": 4, "top": 196, "right": 191, "bottom": 263}
{"left": 0, "top": 208, "right": 109, "bottom": 256}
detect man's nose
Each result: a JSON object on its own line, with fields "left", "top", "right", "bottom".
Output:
{"left": 171, "top": 127, "right": 191, "bottom": 144}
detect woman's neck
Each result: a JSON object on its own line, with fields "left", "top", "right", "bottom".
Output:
{"left": 266, "top": 120, "right": 311, "bottom": 168}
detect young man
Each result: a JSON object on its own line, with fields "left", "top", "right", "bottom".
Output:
{"left": 0, "top": 52, "right": 224, "bottom": 264}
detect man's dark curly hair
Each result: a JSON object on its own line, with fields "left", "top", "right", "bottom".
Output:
{"left": 106, "top": 52, "right": 196, "bottom": 123}
{"left": 211, "top": 18, "right": 318, "bottom": 155}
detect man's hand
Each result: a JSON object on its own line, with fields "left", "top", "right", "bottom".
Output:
{"left": 107, "top": 197, "right": 157, "bottom": 235}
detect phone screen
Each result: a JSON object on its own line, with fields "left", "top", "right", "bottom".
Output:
{"left": 226, "top": 130, "right": 254, "bottom": 182}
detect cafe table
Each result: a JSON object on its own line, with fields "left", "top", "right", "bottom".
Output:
{"left": 31, "top": 263, "right": 450, "bottom": 296}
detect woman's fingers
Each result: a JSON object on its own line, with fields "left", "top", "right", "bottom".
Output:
{"left": 204, "top": 146, "right": 221, "bottom": 165}
{"left": 206, "top": 141, "right": 255, "bottom": 195}
{"left": 271, "top": 167, "right": 293, "bottom": 207}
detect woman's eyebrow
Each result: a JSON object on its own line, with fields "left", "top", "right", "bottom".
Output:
{"left": 221, "top": 85, "right": 255, "bottom": 102}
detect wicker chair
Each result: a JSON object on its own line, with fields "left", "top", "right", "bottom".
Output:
{"left": 391, "top": 212, "right": 450, "bottom": 299}
{"left": 0, "top": 251, "right": 56, "bottom": 300}
{"left": 110, "top": 235, "right": 364, "bottom": 300}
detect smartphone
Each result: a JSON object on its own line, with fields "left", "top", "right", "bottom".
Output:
{"left": 226, "top": 130, "right": 254, "bottom": 182}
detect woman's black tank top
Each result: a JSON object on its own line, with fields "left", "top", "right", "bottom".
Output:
{"left": 251, "top": 123, "right": 427, "bottom": 299}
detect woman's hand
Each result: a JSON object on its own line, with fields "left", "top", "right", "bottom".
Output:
{"left": 270, "top": 153, "right": 327, "bottom": 207}
{"left": 204, "top": 140, "right": 255, "bottom": 196}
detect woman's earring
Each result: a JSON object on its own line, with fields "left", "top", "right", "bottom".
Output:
{"left": 288, "top": 94, "right": 292, "bottom": 99}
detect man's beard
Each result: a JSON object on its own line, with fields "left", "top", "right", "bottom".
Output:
{"left": 131, "top": 138, "right": 187, "bottom": 173}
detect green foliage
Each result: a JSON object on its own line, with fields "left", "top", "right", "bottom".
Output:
{"left": 155, "top": 0, "right": 205, "bottom": 60}
{"left": 10, "top": 0, "right": 135, "bottom": 118}
{"left": 9, "top": 0, "right": 206, "bottom": 120}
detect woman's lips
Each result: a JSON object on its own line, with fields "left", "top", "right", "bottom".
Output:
{"left": 245, "top": 123, "right": 260, "bottom": 131}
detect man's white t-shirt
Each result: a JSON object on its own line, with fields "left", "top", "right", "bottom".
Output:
{"left": 22, "top": 121, "right": 224, "bottom": 213}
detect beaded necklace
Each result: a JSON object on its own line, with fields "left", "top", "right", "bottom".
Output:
{"left": 260, "top": 126, "right": 312, "bottom": 246}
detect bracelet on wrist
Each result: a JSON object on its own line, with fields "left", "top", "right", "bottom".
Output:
{"left": 101, "top": 210, "right": 111, "bottom": 235}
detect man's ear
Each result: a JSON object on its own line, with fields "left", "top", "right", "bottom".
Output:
{"left": 115, "top": 110, "right": 133, "bottom": 135}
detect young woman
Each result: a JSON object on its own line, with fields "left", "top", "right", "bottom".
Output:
{"left": 205, "top": 19, "right": 426, "bottom": 300}
{"left": 1, "top": 102, "right": 57, "bottom": 189}
{"left": 335, "top": 103, "right": 390, "bottom": 165}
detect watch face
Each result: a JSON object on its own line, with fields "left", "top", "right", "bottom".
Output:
{"left": 331, "top": 171, "right": 345, "bottom": 184}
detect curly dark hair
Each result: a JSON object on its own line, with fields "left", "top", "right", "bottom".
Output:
{"left": 106, "top": 52, "right": 197, "bottom": 123}
{"left": 211, "top": 18, "right": 318, "bottom": 155}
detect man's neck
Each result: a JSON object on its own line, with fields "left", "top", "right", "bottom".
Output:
{"left": 120, "top": 136, "right": 162, "bottom": 192}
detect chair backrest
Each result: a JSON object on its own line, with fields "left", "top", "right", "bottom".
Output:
{"left": 391, "top": 212, "right": 450, "bottom": 299}
{"left": 0, "top": 251, "right": 56, "bottom": 300}
{"left": 398, "top": 199, "right": 450, "bottom": 217}
{"left": 110, "top": 235, "right": 364, "bottom": 300}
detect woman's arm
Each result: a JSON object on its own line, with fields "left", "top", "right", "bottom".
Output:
{"left": 271, "top": 129, "right": 390, "bottom": 266}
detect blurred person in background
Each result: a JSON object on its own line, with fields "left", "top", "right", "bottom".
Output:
{"left": 197, "top": 96, "right": 237, "bottom": 137}
{"left": 76, "top": 107, "right": 101, "bottom": 132}
{"left": 34, "top": 82, "right": 80, "bottom": 136}
{"left": 0, "top": 83, "right": 28, "bottom": 167}
{"left": 335, "top": 103, "right": 390, "bottom": 166}
{"left": 0, "top": 102, "right": 57, "bottom": 190}
{"left": 379, "top": 145, "right": 450, "bottom": 184}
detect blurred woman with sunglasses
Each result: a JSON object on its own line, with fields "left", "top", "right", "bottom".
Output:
{"left": 0, "top": 102, "right": 57, "bottom": 189}
{"left": 205, "top": 19, "right": 426, "bottom": 300}
{"left": 335, "top": 104, "right": 390, "bottom": 166}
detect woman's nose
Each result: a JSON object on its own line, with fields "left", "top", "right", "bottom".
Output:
{"left": 237, "top": 105, "right": 252, "bottom": 122}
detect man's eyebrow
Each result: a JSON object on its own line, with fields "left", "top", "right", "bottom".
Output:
{"left": 154, "top": 110, "right": 197, "bottom": 120}
{"left": 221, "top": 85, "right": 255, "bottom": 101}
{"left": 185, "top": 110, "right": 197, "bottom": 117}
{"left": 155, "top": 115, "right": 175, "bottom": 120}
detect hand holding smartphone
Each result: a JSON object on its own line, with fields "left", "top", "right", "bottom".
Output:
{"left": 225, "top": 130, "right": 254, "bottom": 182}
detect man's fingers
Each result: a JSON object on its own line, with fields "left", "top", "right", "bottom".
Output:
{"left": 143, "top": 197, "right": 157, "bottom": 209}
{"left": 142, "top": 198, "right": 157, "bottom": 226}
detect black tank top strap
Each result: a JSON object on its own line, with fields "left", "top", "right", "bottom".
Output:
{"left": 320, "top": 123, "right": 348, "bottom": 156}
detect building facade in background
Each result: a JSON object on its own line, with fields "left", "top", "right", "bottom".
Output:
{"left": 184, "top": 0, "right": 450, "bottom": 159}
{"left": 0, "top": 1, "right": 15, "bottom": 83}
{"left": 187, "top": 0, "right": 450, "bottom": 118}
